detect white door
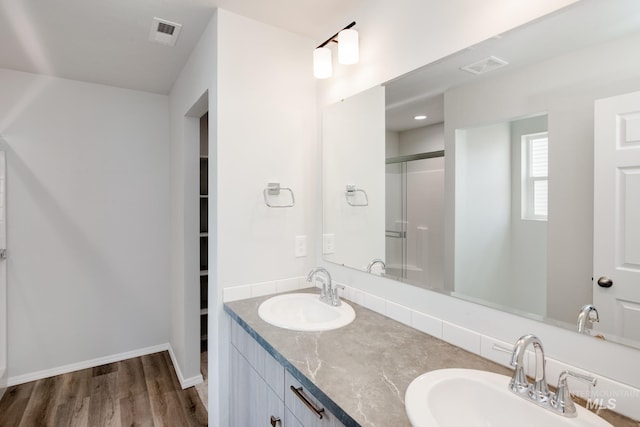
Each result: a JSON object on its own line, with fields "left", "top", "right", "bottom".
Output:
{"left": 593, "top": 91, "right": 640, "bottom": 341}
{"left": 0, "top": 151, "right": 6, "bottom": 398}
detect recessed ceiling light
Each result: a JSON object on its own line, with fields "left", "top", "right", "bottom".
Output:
{"left": 414, "top": 115, "right": 427, "bottom": 120}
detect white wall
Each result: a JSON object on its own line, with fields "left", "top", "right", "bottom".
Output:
{"left": 168, "top": 9, "right": 217, "bottom": 396}
{"left": 169, "top": 9, "right": 316, "bottom": 426}
{"left": 217, "top": 12, "right": 316, "bottom": 288}
{"left": 168, "top": 9, "right": 217, "bottom": 419}
{"left": 323, "top": 86, "right": 385, "bottom": 269}
{"left": 454, "top": 123, "right": 512, "bottom": 303}
{"left": 385, "top": 130, "right": 399, "bottom": 157}
{"left": 398, "top": 123, "right": 444, "bottom": 156}
{"left": 316, "top": 0, "right": 640, "bottom": 419}
{"left": 0, "top": 68, "right": 171, "bottom": 381}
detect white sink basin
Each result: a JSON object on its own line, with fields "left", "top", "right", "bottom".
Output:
{"left": 405, "top": 369, "right": 612, "bottom": 427}
{"left": 258, "top": 293, "right": 355, "bottom": 332}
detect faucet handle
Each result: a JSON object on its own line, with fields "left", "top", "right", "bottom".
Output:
{"left": 330, "top": 284, "right": 345, "bottom": 306}
{"left": 551, "top": 370, "right": 597, "bottom": 416}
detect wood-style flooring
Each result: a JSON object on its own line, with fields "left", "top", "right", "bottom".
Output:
{"left": 0, "top": 351, "right": 207, "bottom": 427}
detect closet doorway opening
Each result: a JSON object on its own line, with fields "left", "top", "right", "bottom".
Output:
{"left": 198, "top": 111, "right": 209, "bottom": 405}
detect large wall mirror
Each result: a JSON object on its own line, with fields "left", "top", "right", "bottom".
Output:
{"left": 322, "top": 0, "right": 640, "bottom": 350}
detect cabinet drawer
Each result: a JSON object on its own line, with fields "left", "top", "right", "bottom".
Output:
{"left": 284, "top": 370, "right": 345, "bottom": 427}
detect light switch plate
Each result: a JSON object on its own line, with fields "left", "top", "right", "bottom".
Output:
{"left": 323, "top": 234, "right": 335, "bottom": 254}
{"left": 295, "top": 235, "right": 306, "bottom": 257}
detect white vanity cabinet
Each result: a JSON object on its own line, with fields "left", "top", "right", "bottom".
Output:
{"left": 230, "top": 321, "right": 285, "bottom": 426}
{"left": 230, "top": 320, "right": 347, "bottom": 427}
{"left": 231, "top": 346, "right": 284, "bottom": 426}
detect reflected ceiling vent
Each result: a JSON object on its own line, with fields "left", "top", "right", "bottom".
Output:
{"left": 149, "top": 17, "right": 182, "bottom": 47}
{"left": 460, "top": 56, "right": 508, "bottom": 75}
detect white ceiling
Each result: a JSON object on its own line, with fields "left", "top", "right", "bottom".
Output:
{"left": 0, "top": 0, "right": 366, "bottom": 94}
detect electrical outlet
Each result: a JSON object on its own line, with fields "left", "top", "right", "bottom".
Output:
{"left": 323, "top": 234, "right": 335, "bottom": 254}
{"left": 295, "top": 235, "right": 307, "bottom": 257}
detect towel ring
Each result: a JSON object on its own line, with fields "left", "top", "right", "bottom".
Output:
{"left": 345, "top": 185, "right": 368, "bottom": 207}
{"left": 264, "top": 182, "right": 295, "bottom": 208}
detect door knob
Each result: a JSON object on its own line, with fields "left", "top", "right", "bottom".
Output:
{"left": 597, "top": 276, "right": 613, "bottom": 288}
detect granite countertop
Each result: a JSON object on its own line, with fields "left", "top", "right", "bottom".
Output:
{"left": 224, "top": 290, "right": 638, "bottom": 427}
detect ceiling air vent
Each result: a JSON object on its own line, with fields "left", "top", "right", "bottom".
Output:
{"left": 149, "top": 17, "right": 182, "bottom": 47}
{"left": 460, "top": 56, "right": 508, "bottom": 75}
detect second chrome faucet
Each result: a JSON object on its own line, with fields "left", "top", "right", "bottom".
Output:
{"left": 509, "top": 334, "right": 597, "bottom": 417}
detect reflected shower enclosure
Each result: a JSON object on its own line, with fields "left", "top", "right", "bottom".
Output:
{"left": 385, "top": 152, "right": 445, "bottom": 289}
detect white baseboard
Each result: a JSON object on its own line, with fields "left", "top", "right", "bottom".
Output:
{"left": 7, "top": 343, "right": 170, "bottom": 387}
{"left": 167, "top": 345, "right": 203, "bottom": 389}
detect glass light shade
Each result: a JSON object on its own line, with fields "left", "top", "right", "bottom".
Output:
{"left": 313, "top": 47, "right": 332, "bottom": 79}
{"left": 338, "top": 29, "right": 359, "bottom": 65}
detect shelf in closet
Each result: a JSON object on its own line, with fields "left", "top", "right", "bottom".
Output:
{"left": 200, "top": 308, "right": 208, "bottom": 316}
{"left": 200, "top": 270, "right": 208, "bottom": 276}
{"left": 200, "top": 232, "right": 208, "bottom": 237}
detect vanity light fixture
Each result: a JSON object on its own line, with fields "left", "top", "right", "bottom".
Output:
{"left": 414, "top": 115, "right": 428, "bottom": 120}
{"left": 313, "top": 21, "right": 358, "bottom": 79}
{"left": 338, "top": 27, "right": 358, "bottom": 64}
{"left": 313, "top": 47, "right": 333, "bottom": 79}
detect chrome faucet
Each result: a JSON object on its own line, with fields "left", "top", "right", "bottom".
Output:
{"left": 366, "top": 258, "right": 386, "bottom": 273}
{"left": 306, "top": 267, "right": 344, "bottom": 306}
{"left": 577, "top": 304, "right": 599, "bottom": 333}
{"left": 307, "top": 267, "right": 331, "bottom": 303}
{"left": 509, "top": 334, "right": 550, "bottom": 403}
{"left": 509, "top": 334, "right": 597, "bottom": 417}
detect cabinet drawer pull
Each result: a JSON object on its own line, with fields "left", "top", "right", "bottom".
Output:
{"left": 290, "top": 385, "right": 325, "bottom": 419}
{"left": 270, "top": 415, "right": 281, "bottom": 426}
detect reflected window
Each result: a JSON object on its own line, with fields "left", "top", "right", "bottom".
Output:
{"left": 522, "top": 132, "right": 548, "bottom": 220}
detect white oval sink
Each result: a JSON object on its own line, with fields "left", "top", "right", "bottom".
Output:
{"left": 258, "top": 293, "right": 355, "bottom": 331}
{"left": 405, "top": 369, "right": 613, "bottom": 427}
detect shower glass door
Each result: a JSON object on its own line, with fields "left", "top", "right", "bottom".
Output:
{"left": 385, "top": 153, "right": 444, "bottom": 289}
{"left": 385, "top": 162, "right": 407, "bottom": 279}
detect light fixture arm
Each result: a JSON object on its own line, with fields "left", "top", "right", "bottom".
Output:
{"left": 317, "top": 21, "right": 356, "bottom": 48}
